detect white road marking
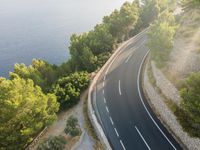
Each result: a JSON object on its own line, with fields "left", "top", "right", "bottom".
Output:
{"left": 137, "top": 50, "right": 177, "bottom": 150}
{"left": 119, "top": 80, "right": 122, "bottom": 95}
{"left": 104, "top": 75, "right": 106, "bottom": 81}
{"left": 109, "top": 117, "right": 114, "bottom": 125}
{"left": 135, "top": 126, "right": 151, "bottom": 150}
{"left": 106, "top": 106, "right": 109, "bottom": 113}
{"left": 103, "top": 81, "right": 105, "bottom": 87}
{"left": 114, "top": 128, "right": 119, "bottom": 137}
{"left": 104, "top": 97, "right": 107, "bottom": 104}
{"left": 103, "top": 89, "right": 104, "bottom": 95}
{"left": 120, "top": 140, "right": 126, "bottom": 150}
{"left": 125, "top": 54, "right": 132, "bottom": 63}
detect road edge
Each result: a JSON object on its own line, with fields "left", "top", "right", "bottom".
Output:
{"left": 140, "top": 55, "right": 187, "bottom": 150}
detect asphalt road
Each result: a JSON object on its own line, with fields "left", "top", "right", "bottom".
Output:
{"left": 92, "top": 31, "right": 183, "bottom": 150}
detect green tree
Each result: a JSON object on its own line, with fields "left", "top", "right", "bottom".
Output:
{"left": 37, "top": 136, "right": 66, "bottom": 150}
{"left": 140, "top": 0, "right": 168, "bottom": 27}
{"left": 53, "top": 72, "right": 89, "bottom": 109}
{"left": 69, "top": 34, "right": 97, "bottom": 72}
{"left": 88, "top": 24, "right": 115, "bottom": 55}
{"left": 179, "top": 72, "right": 200, "bottom": 137}
{"left": 11, "top": 59, "right": 58, "bottom": 92}
{"left": 0, "top": 76, "right": 59, "bottom": 149}
{"left": 147, "top": 11, "right": 177, "bottom": 67}
{"left": 103, "top": 1, "right": 139, "bottom": 41}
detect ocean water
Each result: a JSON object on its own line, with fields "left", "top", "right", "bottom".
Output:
{"left": 0, "top": 0, "right": 130, "bottom": 77}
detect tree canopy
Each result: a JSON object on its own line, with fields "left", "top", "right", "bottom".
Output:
{"left": 0, "top": 76, "right": 59, "bottom": 149}
{"left": 53, "top": 72, "right": 89, "bottom": 109}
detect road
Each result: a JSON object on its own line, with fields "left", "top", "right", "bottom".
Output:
{"left": 91, "top": 31, "right": 183, "bottom": 150}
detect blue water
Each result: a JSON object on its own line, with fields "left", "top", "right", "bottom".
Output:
{"left": 0, "top": 0, "right": 130, "bottom": 77}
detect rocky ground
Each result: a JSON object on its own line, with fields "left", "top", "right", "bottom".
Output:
{"left": 165, "top": 9, "right": 200, "bottom": 86}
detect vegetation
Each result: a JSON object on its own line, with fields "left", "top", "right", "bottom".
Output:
{"left": 65, "top": 116, "right": 81, "bottom": 137}
{"left": 0, "top": 0, "right": 170, "bottom": 149}
{"left": 147, "top": 11, "right": 177, "bottom": 67}
{"left": 176, "top": 72, "right": 200, "bottom": 137}
{"left": 37, "top": 136, "right": 66, "bottom": 150}
{"left": 11, "top": 59, "right": 59, "bottom": 93}
{"left": 53, "top": 72, "right": 90, "bottom": 109}
{"left": 0, "top": 76, "right": 59, "bottom": 149}
{"left": 182, "top": 0, "right": 200, "bottom": 9}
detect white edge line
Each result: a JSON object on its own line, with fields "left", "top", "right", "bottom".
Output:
{"left": 106, "top": 106, "right": 109, "bottom": 113}
{"left": 137, "top": 50, "right": 177, "bottom": 150}
{"left": 120, "top": 140, "right": 126, "bottom": 150}
{"left": 114, "top": 128, "right": 119, "bottom": 137}
{"left": 135, "top": 126, "right": 151, "bottom": 150}
{"left": 119, "top": 80, "right": 122, "bottom": 95}
{"left": 109, "top": 117, "right": 114, "bottom": 125}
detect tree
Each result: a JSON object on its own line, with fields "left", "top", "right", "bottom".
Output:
{"left": 37, "top": 136, "right": 66, "bottom": 150}
{"left": 103, "top": 1, "right": 139, "bottom": 41}
{"left": 11, "top": 59, "right": 58, "bottom": 92}
{"left": 179, "top": 72, "right": 200, "bottom": 137}
{"left": 147, "top": 11, "right": 177, "bottom": 67}
{"left": 69, "top": 34, "right": 97, "bottom": 72}
{"left": 88, "top": 24, "right": 115, "bottom": 55}
{"left": 0, "top": 76, "right": 59, "bottom": 149}
{"left": 140, "top": 0, "right": 168, "bottom": 27}
{"left": 65, "top": 115, "right": 81, "bottom": 137}
{"left": 53, "top": 72, "right": 89, "bottom": 109}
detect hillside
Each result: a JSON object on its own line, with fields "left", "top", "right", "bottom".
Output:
{"left": 166, "top": 8, "right": 200, "bottom": 86}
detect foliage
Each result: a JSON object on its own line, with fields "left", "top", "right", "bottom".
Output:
{"left": 37, "top": 136, "right": 66, "bottom": 150}
{"left": 0, "top": 76, "right": 59, "bottom": 149}
{"left": 11, "top": 59, "right": 58, "bottom": 93}
{"left": 103, "top": 1, "right": 139, "bottom": 41}
{"left": 140, "top": 0, "right": 168, "bottom": 28}
{"left": 96, "top": 52, "right": 111, "bottom": 68}
{"left": 178, "top": 72, "right": 200, "bottom": 137}
{"left": 53, "top": 72, "right": 89, "bottom": 109}
{"left": 182, "top": 0, "right": 200, "bottom": 9}
{"left": 65, "top": 116, "right": 81, "bottom": 137}
{"left": 147, "top": 11, "right": 177, "bottom": 67}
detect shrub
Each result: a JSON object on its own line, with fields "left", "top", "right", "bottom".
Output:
{"left": 65, "top": 116, "right": 81, "bottom": 137}
{"left": 37, "top": 136, "right": 66, "bottom": 150}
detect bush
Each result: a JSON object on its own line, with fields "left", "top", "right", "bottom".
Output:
{"left": 178, "top": 72, "right": 200, "bottom": 137}
{"left": 37, "top": 136, "right": 66, "bottom": 150}
{"left": 65, "top": 116, "right": 81, "bottom": 137}
{"left": 53, "top": 72, "right": 90, "bottom": 109}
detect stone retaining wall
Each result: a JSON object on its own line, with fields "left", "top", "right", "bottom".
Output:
{"left": 143, "top": 59, "right": 200, "bottom": 150}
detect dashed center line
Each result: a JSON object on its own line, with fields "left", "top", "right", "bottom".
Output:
{"left": 109, "top": 117, "right": 114, "bottom": 125}
{"left": 114, "top": 128, "right": 119, "bottom": 137}
{"left": 106, "top": 106, "right": 109, "bottom": 113}
{"left": 125, "top": 53, "right": 133, "bottom": 63}
{"left": 120, "top": 140, "right": 126, "bottom": 150}
{"left": 118, "top": 80, "right": 122, "bottom": 95}
{"left": 104, "top": 97, "right": 107, "bottom": 104}
{"left": 135, "top": 126, "right": 151, "bottom": 150}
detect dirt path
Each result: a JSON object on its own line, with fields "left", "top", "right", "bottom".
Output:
{"left": 31, "top": 90, "right": 94, "bottom": 150}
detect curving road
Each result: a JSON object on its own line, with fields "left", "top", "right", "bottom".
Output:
{"left": 91, "top": 30, "right": 183, "bottom": 150}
